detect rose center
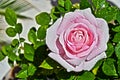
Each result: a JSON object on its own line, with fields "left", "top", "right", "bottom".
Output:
{"left": 70, "top": 30, "right": 84, "bottom": 43}
{"left": 65, "top": 27, "right": 89, "bottom": 54}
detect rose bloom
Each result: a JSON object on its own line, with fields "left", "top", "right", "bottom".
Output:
{"left": 46, "top": 8, "right": 109, "bottom": 72}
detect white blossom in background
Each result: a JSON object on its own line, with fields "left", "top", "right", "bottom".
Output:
{"left": 107, "top": 0, "right": 120, "bottom": 8}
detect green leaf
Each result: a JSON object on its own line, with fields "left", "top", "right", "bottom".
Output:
{"left": 6, "top": 27, "right": 16, "bottom": 37}
{"left": 24, "top": 43, "right": 34, "bottom": 61}
{"left": 5, "top": 8, "right": 17, "bottom": 26}
{"left": 1, "top": 45, "right": 17, "bottom": 61}
{"left": 11, "top": 39, "right": 19, "bottom": 47}
{"left": 102, "top": 58, "right": 118, "bottom": 76}
{"left": 115, "top": 42, "right": 120, "bottom": 59}
{"left": 116, "top": 10, "right": 120, "bottom": 24}
{"left": 64, "top": 0, "right": 72, "bottom": 11}
{"left": 106, "top": 42, "right": 114, "bottom": 57}
{"left": 20, "top": 38, "right": 25, "bottom": 42}
{"left": 16, "top": 70, "right": 28, "bottom": 78}
{"left": 80, "top": 0, "right": 91, "bottom": 9}
{"left": 92, "top": 0, "right": 108, "bottom": 10}
{"left": 57, "top": 6, "right": 65, "bottom": 12}
{"left": 58, "top": 0, "right": 65, "bottom": 7}
{"left": 50, "top": 7, "right": 58, "bottom": 20}
{"left": 92, "top": 60, "right": 103, "bottom": 75}
{"left": 28, "top": 27, "right": 37, "bottom": 44}
{"left": 28, "top": 64, "right": 36, "bottom": 76}
{"left": 0, "top": 51, "right": 5, "bottom": 61}
{"left": 35, "top": 12, "right": 51, "bottom": 25}
{"left": 117, "top": 59, "right": 120, "bottom": 76}
{"left": 37, "top": 25, "right": 47, "bottom": 40}
{"left": 77, "top": 71, "right": 95, "bottom": 80}
{"left": 1, "top": 45, "right": 10, "bottom": 55}
{"left": 15, "top": 23, "right": 23, "bottom": 34}
{"left": 112, "top": 26, "right": 120, "bottom": 32}
{"left": 39, "top": 58, "right": 54, "bottom": 69}
{"left": 8, "top": 52, "right": 17, "bottom": 61}
{"left": 95, "top": 7, "right": 118, "bottom": 22}
{"left": 16, "top": 64, "right": 28, "bottom": 78}
{"left": 113, "top": 32, "right": 120, "bottom": 42}
{"left": 34, "top": 41, "right": 45, "bottom": 49}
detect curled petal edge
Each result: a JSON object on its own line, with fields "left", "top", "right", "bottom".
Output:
{"left": 48, "top": 52, "right": 106, "bottom": 72}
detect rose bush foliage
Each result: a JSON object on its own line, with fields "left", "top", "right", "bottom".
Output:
{"left": 1, "top": 0, "right": 120, "bottom": 79}
{"left": 46, "top": 8, "right": 109, "bottom": 72}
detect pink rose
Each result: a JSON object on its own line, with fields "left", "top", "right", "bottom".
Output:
{"left": 46, "top": 8, "right": 109, "bottom": 72}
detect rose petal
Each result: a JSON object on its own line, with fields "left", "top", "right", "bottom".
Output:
{"left": 48, "top": 52, "right": 75, "bottom": 72}
{"left": 57, "top": 11, "right": 85, "bottom": 35}
{"left": 83, "top": 52, "right": 106, "bottom": 71}
{"left": 46, "top": 8, "right": 109, "bottom": 72}
{"left": 46, "top": 17, "right": 62, "bottom": 53}
{"left": 66, "top": 56, "right": 86, "bottom": 66}
{"left": 59, "top": 30, "right": 78, "bottom": 58}
{"left": 71, "top": 52, "right": 106, "bottom": 72}
{"left": 96, "top": 18, "right": 109, "bottom": 42}
{"left": 75, "top": 8, "right": 97, "bottom": 27}
{"left": 87, "top": 18, "right": 109, "bottom": 60}
{"left": 58, "top": 22, "right": 98, "bottom": 58}
{"left": 49, "top": 52, "right": 106, "bottom": 72}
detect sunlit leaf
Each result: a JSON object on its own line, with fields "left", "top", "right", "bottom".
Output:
{"left": 112, "top": 26, "right": 120, "bottom": 32}
{"left": 102, "top": 58, "right": 118, "bottom": 76}
{"left": 106, "top": 42, "right": 114, "bottom": 57}
{"left": 80, "top": 0, "right": 91, "bottom": 9}
{"left": 117, "top": 59, "right": 120, "bottom": 76}
{"left": 0, "top": 51, "right": 5, "bottom": 61}
{"left": 95, "top": 7, "right": 118, "bottom": 22}
{"left": 16, "top": 64, "right": 28, "bottom": 78}
{"left": 28, "top": 64, "right": 36, "bottom": 76}
{"left": 6, "top": 27, "right": 16, "bottom": 37}
{"left": 113, "top": 32, "right": 120, "bottom": 42}
{"left": 77, "top": 71, "right": 95, "bottom": 80}
{"left": 58, "top": 0, "right": 65, "bottom": 7}
{"left": 20, "top": 38, "right": 25, "bottom": 42}
{"left": 24, "top": 43, "right": 34, "bottom": 61}
{"left": 92, "top": 60, "right": 103, "bottom": 75}
{"left": 28, "top": 27, "right": 37, "bottom": 44}
{"left": 92, "top": 0, "right": 108, "bottom": 10}
{"left": 11, "top": 39, "right": 19, "bottom": 47}
{"left": 65, "top": 0, "right": 72, "bottom": 11}
{"left": 37, "top": 25, "right": 47, "bottom": 40}
{"left": 15, "top": 23, "right": 23, "bottom": 34}
{"left": 115, "top": 42, "right": 120, "bottom": 59}
{"left": 39, "top": 58, "right": 54, "bottom": 69}
{"left": 5, "top": 8, "right": 17, "bottom": 26}
{"left": 36, "top": 12, "right": 51, "bottom": 25}
{"left": 116, "top": 10, "right": 120, "bottom": 24}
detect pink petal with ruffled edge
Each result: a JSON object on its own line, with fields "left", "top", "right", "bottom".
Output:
{"left": 48, "top": 52, "right": 106, "bottom": 72}
{"left": 59, "top": 23, "right": 97, "bottom": 59}
{"left": 75, "top": 52, "right": 106, "bottom": 72}
{"left": 48, "top": 52, "right": 76, "bottom": 72}
{"left": 46, "top": 17, "right": 62, "bottom": 53}
{"left": 46, "top": 8, "right": 109, "bottom": 72}
{"left": 75, "top": 8, "right": 97, "bottom": 27}
{"left": 57, "top": 11, "right": 85, "bottom": 35}
{"left": 87, "top": 18, "right": 109, "bottom": 60}
{"left": 96, "top": 18, "right": 109, "bottom": 42}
